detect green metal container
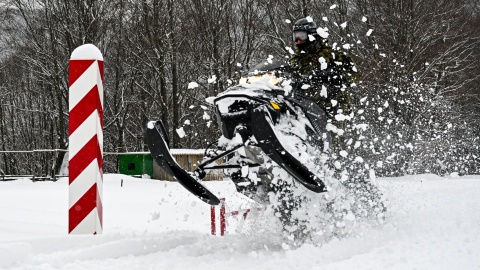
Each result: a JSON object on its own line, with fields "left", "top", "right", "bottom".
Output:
{"left": 118, "top": 153, "right": 153, "bottom": 177}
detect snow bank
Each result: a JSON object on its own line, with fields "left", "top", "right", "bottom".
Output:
{"left": 0, "top": 174, "right": 479, "bottom": 269}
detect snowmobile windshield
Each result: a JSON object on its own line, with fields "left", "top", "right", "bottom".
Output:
{"left": 293, "top": 31, "right": 308, "bottom": 42}
{"left": 239, "top": 73, "right": 283, "bottom": 86}
{"left": 215, "top": 85, "right": 284, "bottom": 104}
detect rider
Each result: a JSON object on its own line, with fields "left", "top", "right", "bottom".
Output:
{"left": 289, "top": 17, "right": 360, "bottom": 133}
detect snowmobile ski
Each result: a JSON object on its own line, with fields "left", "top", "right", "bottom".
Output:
{"left": 145, "top": 121, "right": 221, "bottom": 205}
{"left": 250, "top": 107, "right": 327, "bottom": 193}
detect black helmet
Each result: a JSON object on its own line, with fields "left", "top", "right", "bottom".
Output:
{"left": 293, "top": 18, "right": 317, "bottom": 34}
{"left": 293, "top": 18, "right": 318, "bottom": 49}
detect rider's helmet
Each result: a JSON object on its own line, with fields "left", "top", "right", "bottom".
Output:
{"left": 293, "top": 18, "right": 318, "bottom": 49}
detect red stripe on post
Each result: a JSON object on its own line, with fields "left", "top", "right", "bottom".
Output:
{"left": 69, "top": 85, "right": 103, "bottom": 134}
{"left": 68, "top": 183, "right": 97, "bottom": 233}
{"left": 69, "top": 60, "right": 96, "bottom": 86}
{"left": 98, "top": 60, "right": 104, "bottom": 84}
{"left": 69, "top": 136, "right": 102, "bottom": 184}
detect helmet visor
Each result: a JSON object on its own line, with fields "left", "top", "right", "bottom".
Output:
{"left": 293, "top": 31, "right": 308, "bottom": 42}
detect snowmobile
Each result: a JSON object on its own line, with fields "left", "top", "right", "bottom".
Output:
{"left": 144, "top": 62, "right": 332, "bottom": 206}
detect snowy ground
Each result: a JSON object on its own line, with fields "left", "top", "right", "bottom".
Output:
{"left": 0, "top": 174, "right": 479, "bottom": 270}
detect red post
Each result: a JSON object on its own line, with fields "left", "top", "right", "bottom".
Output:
{"left": 220, "top": 200, "right": 226, "bottom": 236}
{"left": 210, "top": 204, "right": 216, "bottom": 235}
{"left": 68, "top": 44, "right": 104, "bottom": 234}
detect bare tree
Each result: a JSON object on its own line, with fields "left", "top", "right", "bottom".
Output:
{"left": 0, "top": 0, "right": 478, "bottom": 176}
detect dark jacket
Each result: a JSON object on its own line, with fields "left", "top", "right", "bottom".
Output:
{"left": 290, "top": 39, "right": 360, "bottom": 121}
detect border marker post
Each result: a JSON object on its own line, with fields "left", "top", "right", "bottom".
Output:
{"left": 68, "top": 44, "right": 104, "bottom": 234}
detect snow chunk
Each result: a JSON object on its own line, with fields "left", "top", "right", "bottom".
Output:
{"left": 362, "top": 16, "right": 368, "bottom": 22}
{"left": 354, "top": 141, "right": 361, "bottom": 149}
{"left": 207, "top": 75, "right": 217, "bottom": 84}
{"left": 326, "top": 123, "right": 344, "bottom": 135}
{"left": 334, "top": 161, "right": 342, "bottom": 169}
{"left": 317, "top": 27, "right": 329, "bottom": 39}
{"left": 335, "top": 114, "right": 347, "bottom": 121}
{"left": 176, "top": 127, "right": 186, "bottom": 138}
{"left": 366, "top": 29, "right": 373, "bottom": 36}
{"left": 353, "top": 124, "right": 368, "bottom": 131}
{"left": 188, "top": 82, "right": 199, "bottom": 89}
{"left": 319, "top": 57, "right": 328, "bottom": 70}
{"left": 340, "top": 22, "right": 347, "bottom": 29}
{"left": 282, "top": 80, "right": 293, "bottom": 96}
{"left": 286, "top": 46, "right": 295, "bottom": 55}
{"left": 354, "top": 156, "right": 364, "bottom": 163}
{"left": 184, "top": 120, "right": 191, "bottom": 125}
{"left": 322, "top": 17, "right": 328, "bottom": 22}
{"left": 330, "top": 4, "right": 337, "bottom": 9}
{"left": 340, "top": 150, "right": 348, "bottom": 158}
{"left": 266, "top": 54, "right": 274, "bottom": 63}
{"left": 320, "top": 85, "right": 328, "bottom": 97}
{"left": 147, "top": 121, "right": 156, "bottom": 129}
{"left": 203, "top": 111, "right": 211, "bottom": 120}
{"left": 331, "top": 99, "right": 338, "bottom": 107}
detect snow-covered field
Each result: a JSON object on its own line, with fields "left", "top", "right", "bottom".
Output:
{"left": 1, "top": 174, "right": 479, "bottom": 270}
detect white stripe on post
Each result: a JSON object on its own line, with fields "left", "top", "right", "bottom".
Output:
{"left": 68, "top": 44, "right": 104, "bottom": 234}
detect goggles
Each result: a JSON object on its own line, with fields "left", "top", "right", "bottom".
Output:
{"left": 293, "top": 31, "right": 309, "bottom": 42}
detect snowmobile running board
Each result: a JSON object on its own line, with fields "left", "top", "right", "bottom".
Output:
{"left": 250, "top": 107, "right": 327, "bottom": 193}
{"left": 145, "top": 121, "right": 221, "bottom": 205}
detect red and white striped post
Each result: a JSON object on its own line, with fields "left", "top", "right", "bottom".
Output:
{"left": 68, "top": 44, "right": 104, "bottom": 234}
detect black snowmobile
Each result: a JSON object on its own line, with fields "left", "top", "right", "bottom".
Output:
{"left": 144, "top": 62, "right": 331, "bottom": 206}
